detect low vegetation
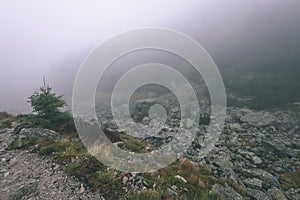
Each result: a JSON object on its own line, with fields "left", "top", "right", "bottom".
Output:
{"left": 0, "top": 111, "right": 14, "bottom": 129}
{"left": 11, "top": 134, "right": 248, "bottom": 199}
{"left": 280, "top": 169, "right": 300, "bottom": 190}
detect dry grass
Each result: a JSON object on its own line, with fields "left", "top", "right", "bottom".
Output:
{"left": 281, "top": 168, "right": 300, "bottom": 190}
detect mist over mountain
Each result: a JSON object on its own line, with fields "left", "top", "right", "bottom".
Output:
{"left": 0, "top": 0, "right": 299, "bottom": 113}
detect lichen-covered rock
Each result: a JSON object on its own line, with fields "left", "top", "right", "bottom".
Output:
{"left": 13, "top": 122, "right": 32, "bottom": 134}
{"left": 212, "top": 184, "right": 243, "bottom": 200}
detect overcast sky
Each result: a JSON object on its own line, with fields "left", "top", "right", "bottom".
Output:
{"left": 0, "top": 0, "right": 299, "bottom": 113}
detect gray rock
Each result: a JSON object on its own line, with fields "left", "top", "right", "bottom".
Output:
{"left": 13, "top": 122, "right": 32, "bottom": 134}
{"left": 230, "top": 123, "right": 243, "bottom": 132}
{"left": 174, "top": 175, "right": 187, "bottom": 183}
{"left": 252, "top": 156, "right": 263, "bottom": 165}
{"left": 268, "top": 188, "right": 287, "bottom": 200}
{"left": 19, "top": 128, "right": 61, "bottom": 139}
{"left": 285, "top": 188, "right": 300, "bottom": 200}
{"left": 261, "top": 140, "right": 297, "bottom": 157}
{"left": 12, "top": 128, "right": 61, "bottom": 148}
{"left": 122, "top": 176, "right": 129, "bottom": 185}
{"left": 245, "top": 188, "right": 270, "bottom": 200}
{"left": 243, "top": 178, "right": 263, "bottom": 189}
{"left": 0, "top": 128, "right": 8, "bottom": 133}
{"left": 211, "top": 184, "right": 243, "bottom": 200}
{"left": 241, "top": 169, "right": 280, "bottom": 189}
{"left": 167, "top": 187, "right": 178, "bottom": 196}
{"left": 0, "top": 167, "right": 7, "bottom": 173}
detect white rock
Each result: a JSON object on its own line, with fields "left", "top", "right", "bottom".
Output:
{"left": 175, "top": 175, "right": 187, "bottom": 183}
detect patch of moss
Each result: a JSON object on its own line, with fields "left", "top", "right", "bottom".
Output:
{"left": 8, "top": 140, "right": 17, "bottom": 150}
{"left": 281, "top": 168, "right": 300, "bottom": 190}
{"left": 0, "top": 117, "right": 14, "bottom": 129}
{"left": 67, "top": 163, "right": 82, "bottom": 175}
{"left": 119, "top": 134, "right": 148, "bottom": 153}
{"left": 40, "top": 144, "right": 59, "bottom": 155}
{"left": 21, "top": 137, "right": 39, "bottom": 148}
{"left": 124, "top": 189, "right": 163, "bottom": 200}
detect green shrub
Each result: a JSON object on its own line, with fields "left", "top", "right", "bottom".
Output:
{"left": 28, "top": 82, "right": 75, "bottom": 133}
{"left": 67, "top": 163, "right": 82, "bottom": 175}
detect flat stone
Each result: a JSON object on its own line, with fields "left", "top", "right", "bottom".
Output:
{"left": 243, "top": 178, "right": 263, "bottom": 189}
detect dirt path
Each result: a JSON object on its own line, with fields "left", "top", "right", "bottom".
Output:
{"left": 0, "top": 128, "right": 104, "bottom": 200}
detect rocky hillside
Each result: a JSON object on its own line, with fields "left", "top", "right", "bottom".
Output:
{"left": 0, "top": 105, "right": 300, "bottom": 199}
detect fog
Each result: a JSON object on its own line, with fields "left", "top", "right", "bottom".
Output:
{"left": 0, "top": 0, "right": 299, "bottom": 113}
